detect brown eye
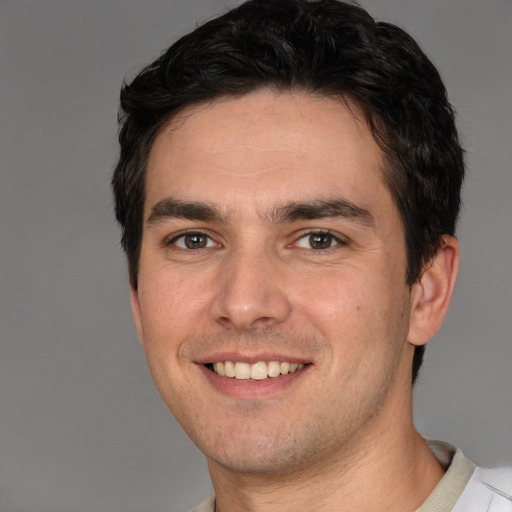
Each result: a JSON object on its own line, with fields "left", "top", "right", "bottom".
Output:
{"left": 171, "top": 232, "right": 214, "bottom": 250}
{"left": 184, "top": 233, "right": 208, "bottom": 249}
{"left": 309, "top": 232, "right": 334, "bottom": 249}
{"left": 296, "top": 231, "right": 341, "bottom": 250}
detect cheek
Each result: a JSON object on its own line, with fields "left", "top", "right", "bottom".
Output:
{"left": 293, "top": 270, "right": 374, "bottom": 330}
{"left": 135, "top": 279, "right": 205, "bottom": 394}
{"left": 136, "top": 271, "right": 212, "bottom": 404}
{"left": 138, "top": 269, "right": 212, "bottom": 339}
{"left": 294, "top": 267, "right": 408, "bottom": 355}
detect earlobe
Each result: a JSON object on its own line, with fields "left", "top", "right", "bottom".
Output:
{"left": 408, "top": 235, "right": 460, "bottom": 347}
{"left": 130, "top": 285, "right": 145, "bottom": 345}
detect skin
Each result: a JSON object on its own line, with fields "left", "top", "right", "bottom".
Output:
{"left": 131, "top": 90, "right": 459, "bottom": 511}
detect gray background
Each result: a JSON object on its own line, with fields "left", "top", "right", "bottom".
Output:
{"left": 1, "top": 1, "right": 510, "bottom": 511}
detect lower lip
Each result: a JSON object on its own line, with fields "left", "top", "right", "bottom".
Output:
{"left": 198, "top": 364, "right": 310, "bottom": 399}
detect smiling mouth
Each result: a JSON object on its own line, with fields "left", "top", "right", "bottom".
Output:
{"left": 206, "top": 361, "right": 307, "bottom": 380}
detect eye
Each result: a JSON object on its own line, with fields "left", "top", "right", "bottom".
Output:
{"left": 171, "top": 232, "right": 216, "bottom": 250}
{"left": 295, "top": 231, "right": 341, "bottom": 250}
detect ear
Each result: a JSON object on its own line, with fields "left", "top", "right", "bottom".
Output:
{"left": 408, "top": 235, "right": 460, "bottom": 347}
{"left": 130, "top": 285, "right": 145, "bottom": 345}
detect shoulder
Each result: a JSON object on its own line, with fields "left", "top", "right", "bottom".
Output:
{"left": 478, "top": 466, "right": 512, "bottom": 492}
{"left": 453, "top": 465, "right": 512, "bottom": 512}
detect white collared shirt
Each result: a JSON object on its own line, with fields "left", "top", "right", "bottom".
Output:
{"left": 419, "top": 439, "right": 512, "bottom": 511}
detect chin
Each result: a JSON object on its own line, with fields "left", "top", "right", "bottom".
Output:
{"left": 209, "top": 450, "right": 305, "bottom": 477}
{"left": 202, "top": 425, "right": 331, "bottom": 478}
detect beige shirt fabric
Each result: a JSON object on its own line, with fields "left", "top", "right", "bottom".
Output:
{"left": 191, "top": 495, "right": 215, "bottom": 512}
{"left": 416, "top": 439, "right": 475, "bottom": 511}
{"left": 189, "top": 439, "right": 505, "bottom": 512}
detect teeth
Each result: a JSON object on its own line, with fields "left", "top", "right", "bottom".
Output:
{"left": 250, "top": 361, "right": 268, "bottom": 380}
{"left": 224, "top": 361, "right": 235, "bottom": 378}
{"left": 234, "top": 362, "right": 251, "bottom": 380}
{"left": 210, "top": 360, "right": 305, "bottom": 380}
{"left": 267, "top": 361, "right": 281, "bottom": 378}
{"left": 214, "top": 361, "right": 225, "bottom": 377}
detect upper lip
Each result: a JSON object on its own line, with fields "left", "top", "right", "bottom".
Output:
{"left": 195, "top": 351, "right": 311, "bottom": 365}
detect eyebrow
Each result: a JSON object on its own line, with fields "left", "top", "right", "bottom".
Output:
{"left": 147, "top": 197, "right": 373, "bottom": 227}
{"left": 269, "top": 199, "right": 374, "bottom": 227}
{"left": 148, "top": 198, "right": 224, "bottom": 224}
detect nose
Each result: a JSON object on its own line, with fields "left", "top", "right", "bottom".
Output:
{"left": 210, "top": 248, "right": 292, "bottom": 331}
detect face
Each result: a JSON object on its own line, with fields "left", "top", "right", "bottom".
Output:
{"left": 132, "top": 91, "right": 418, "bottom": 477}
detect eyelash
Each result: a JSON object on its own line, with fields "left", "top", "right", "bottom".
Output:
{"left": 293, "top": 230, "right": 347, "bottom": 251}
{"left": 164, "top": 229, "right": 347, "bottom": 252}
{"left": 165, "top": 231, "right": 218, "bottom": 251}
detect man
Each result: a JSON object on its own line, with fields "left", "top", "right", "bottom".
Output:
{"left": 112, "top": 1, "right": 511, "bottom": 510}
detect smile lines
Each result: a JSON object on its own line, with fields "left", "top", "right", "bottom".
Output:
{"left": 209, "top": 361, "right": 306, "bottom": 380}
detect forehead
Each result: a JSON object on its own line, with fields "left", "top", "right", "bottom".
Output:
{"left": 145, "top": 90, "right": 389, "bottom": 218}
